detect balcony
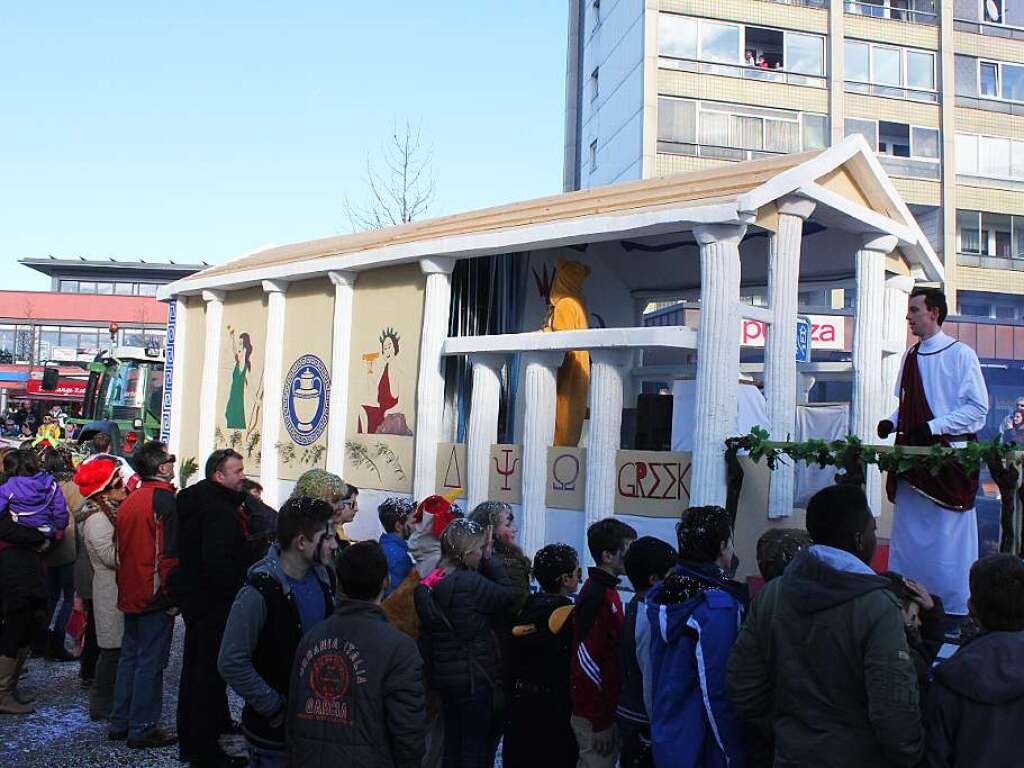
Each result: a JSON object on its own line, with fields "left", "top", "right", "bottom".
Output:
{"left": 954, "top": 18, "right": 1024, "bottom": 39}
{"left": 845, "top": 80, "right": 938, "bottom": 104}
{"left": 659, "top": 57, "right": 827, "bottom": 89}
{"left": 878, "top": 155, "right": 941, "bottom": 180}
{"left": 956, "top": 94, "right": 1024, "bottom": 116}
{"left": 845, "top": 1, "right": 937, "bottom": 26}
{"left": 656, "top": 141, "right": 790, "bottom": 162}
{"left": 762, "top": 0, "right": 827, "bottom": 7}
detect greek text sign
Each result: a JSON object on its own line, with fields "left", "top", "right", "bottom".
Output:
{"left": 435, "top": 442, "right": 466, "bottom": 498}
{"left": 614, "top": 450, "right": 692, "bottom": 517}
{"left": 546, "top": 447, "right": 585, "bottom": 510}
{"left": 488, "top": 444, "right": 522, "bottom": 505}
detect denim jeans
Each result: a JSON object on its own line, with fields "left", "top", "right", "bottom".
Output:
{"left": 109, "top": 611, "right": 173, "bottom": 738}
{"left": 248, "top": 743, "right": 288, "bottom": 768}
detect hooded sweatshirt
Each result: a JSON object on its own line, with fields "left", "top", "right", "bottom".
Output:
{"left": 642, "top": 561, "right": 746, "bottom": 768}
{"left": 727, "top": 547, "right": 922, "bottom": 768}
{"left": 0, "top": 472, "right": 68, "bottom": 537}
{"left": 924, "top": 630, "right": 1024, "bottom": 768}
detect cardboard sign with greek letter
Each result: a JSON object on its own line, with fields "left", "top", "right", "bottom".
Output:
{"left": 488, "top": 444, "right": 522, "bottom": 504}
{"left": 435, "top": 443, "right": 466, "bottom": 499}
{"left": 614, "top": 450, "right": 692, "bottom": 517}
{"left": 546, "top": 447, "right": 585, "bottom": 510}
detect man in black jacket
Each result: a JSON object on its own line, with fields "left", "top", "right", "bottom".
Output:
{"left": 925, "top": 553, "right": 1024, "bottom": 768}
{"left": 218, "top": 497, "right": 336, "bottom": 767}
{"left": 175, "top": 449, "right": 253, "bottom": 768}
{"left": 288, "top": 540, "right": 425, "bottom": 768}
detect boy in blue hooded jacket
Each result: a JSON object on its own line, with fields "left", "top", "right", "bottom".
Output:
{"left": 643, "top": 505, "right": 747, "bottom": 768}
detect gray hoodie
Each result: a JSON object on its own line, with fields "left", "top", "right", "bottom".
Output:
{"left": 217, "top": 545, "right": 333, "bottom": 729}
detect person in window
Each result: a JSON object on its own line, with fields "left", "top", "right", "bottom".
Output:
{"left": 757, "top": 54, "right": 770, "bottom": 69}
{"left": 745, "top": 50, "right": 755, "bottom": 66}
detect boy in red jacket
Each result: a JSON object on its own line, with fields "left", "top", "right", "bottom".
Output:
{"left": 109, "top": 441, "right": 178, "bottom": 750}
{"left": 571, "top": 517, "right": 636, "bottom": 768}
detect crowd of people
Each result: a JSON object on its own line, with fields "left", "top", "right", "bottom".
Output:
{"left": 1, "top": 402, "right": 79, "bottom": 442}
{"left": 0, "top": 433, "right": 1021, "bottom": 768}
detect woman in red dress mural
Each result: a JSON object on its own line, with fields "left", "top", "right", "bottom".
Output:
{"left": 359, "top": 327, "right": 412, "bottom": 436}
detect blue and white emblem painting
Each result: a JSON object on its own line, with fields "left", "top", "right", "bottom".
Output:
{"left": 282, "top": 355, "right": 330, "bottom": 446}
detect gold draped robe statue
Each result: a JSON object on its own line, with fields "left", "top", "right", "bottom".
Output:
{"left": 542, "top": 258, "right": 591, "bottom": 447}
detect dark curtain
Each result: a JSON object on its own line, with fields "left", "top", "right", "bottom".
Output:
{"left": 444, "top": 253, "right": 525, "bottom": 444}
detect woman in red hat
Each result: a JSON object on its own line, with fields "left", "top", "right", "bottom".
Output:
{"left": 75, "top": 457, "right": 128, "bottom": 721}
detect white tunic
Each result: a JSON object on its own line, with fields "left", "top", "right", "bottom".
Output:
{"left": 887, "top": 330, "right": 988, "bottom": 615}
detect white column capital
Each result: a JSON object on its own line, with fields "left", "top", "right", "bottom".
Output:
{"left": 468, "top": 352, "right": 506, "bottom": 371}
{"left": 420, "top": 257, "right": 456, "bottom": 276}
{"left": 521, "top": 350, "right": 564, "bottom": 369}
{"left": 589, "top": 349, "right": 631, "bottom": 368}
{"left": 693, "top": 223, "right": 747, "bottom": 248}
{"left": 776, "top": 196, "right": 817, "bottom": 220}
{"left": 261, "top": 279, "right": 289, "bottom": 294}
{"left": 201, "top": 289, "right": 225, "bottom": 304}
{"left": 886, "top": 274, "right": 915, "bottom": 294}
{"left": 328, "top": 270, "right": 357, "bottom": 288}
{"left": 860, "top": 234, "right": 899, "bottom": 254}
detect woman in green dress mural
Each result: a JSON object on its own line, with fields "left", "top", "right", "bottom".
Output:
{"left": 225, "top": 329, "right": 253, "bottom": 429}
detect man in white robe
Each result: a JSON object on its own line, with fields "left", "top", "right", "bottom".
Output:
{"left": 878, "top": 288, "right": 988, "bottom": 616}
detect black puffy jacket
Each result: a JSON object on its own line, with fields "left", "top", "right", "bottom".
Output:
{"left": 414, "top": 557, "right": 516, "bottom": 696}
{"left": 287, "top": 599, "right": 425, "bottom": 768}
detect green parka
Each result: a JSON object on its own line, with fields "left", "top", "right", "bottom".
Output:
{"left": 726, "top": 548, "right": 923, "bottom": 768}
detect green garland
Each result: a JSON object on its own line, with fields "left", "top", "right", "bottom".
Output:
{"left": 739, "top": 425, "right": 1024, "bottom": 477}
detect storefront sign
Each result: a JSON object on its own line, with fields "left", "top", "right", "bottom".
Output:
{"left": 546, "top": 446, "right": 585, "bottom": 510}
{"left": 26, "top": 378, "right": 87, "bottom": 399}
{"left": 741, "top": 314, "right": 844, "bottom": 351}
{"left": 614, "top": 450, "right": 691, "bottom": 517}
{"left": 488, "top": 444, "right": 522, "bottom": 504}
{"left": 435, "top": 442, "right": 466, "bottom": 498}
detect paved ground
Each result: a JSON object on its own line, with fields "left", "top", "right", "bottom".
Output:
{"left": 0, "top": 617, "right": 245, "bottom": 768}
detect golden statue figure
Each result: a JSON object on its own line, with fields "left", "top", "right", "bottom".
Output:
{"left": 542, "top": 257, "right": 591, "bottom": 447}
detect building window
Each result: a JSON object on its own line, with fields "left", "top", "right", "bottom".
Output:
{"left": 957, "top": 132, "right": 1024, "bottom": 181}
{"left": 906, "top": 50, "right": 935, "bottom": 89}
{"left": 872, "top": 46, "right": 902, "bottom": 86}
{"left": 115, "top": 282, "right": 133, "bottom": 296}
{"left": 137, "top": 283, "right": 158, "bottom": 296}
{"left": 845, "top": 118, "right": 939, "bottom": 176}
{"left": 961, "top": 56, "right": 1024, "bottom": 103}
{"left": 844, "top": 40, "right": 936, "bottom": 99}
{"left": 701, "top": 20, "right": 741, "bottom": 63}
{"left": 985, "top": 0, "right": 1004, "bottom": 23}
{"left": 660, "top": 14, "right": 698, "bottom": 59}
{"left": 958, "top": 291, "right": 1024, "bottom": 320}
{"left": 957, "top": 209, "right": 1024, "bottom": 259}
{"left": 589, "top": 140, "right": 598, "bottom": 172}
{"left": 78, "top": 281, "right": 96, "bottom": 294}
{"left": 590, "top": 68, "right": 599, "bottom": 102}
{"left": 657, "top": 97, "right": 828, "bottom": 158}
{"left": 58, "top": 280, "right": 78, "bottom": 293}
{"left": 96, "top": 282, "right": 114, "bottom": 295}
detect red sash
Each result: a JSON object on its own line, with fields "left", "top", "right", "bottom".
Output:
{"left": 884, "top": 342, "right": 979, "bottom": 511}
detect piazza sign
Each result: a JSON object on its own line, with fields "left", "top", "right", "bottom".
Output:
{"left": 741, "top": 315, "right": 845, "bottom": 351}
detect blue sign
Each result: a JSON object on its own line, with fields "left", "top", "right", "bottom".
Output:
{"left": 160, "top": 302, "right": 176, "bottom": 442}
{"left": 282, "top": 355, "right": 331, "bottom": 446}
{"left": 796, "top": 316, "right": 811, "bottom": 363}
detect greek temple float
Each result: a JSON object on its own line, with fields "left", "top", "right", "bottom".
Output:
{"left": 157, "top": 136, "right": 941, "bottom": 577}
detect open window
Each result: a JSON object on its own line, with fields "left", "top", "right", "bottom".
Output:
{"left": 878, "top": 121, "right": 911, "bottom": 157}
{"left": 744, "top": 27, "right": 783, "bottom": 69}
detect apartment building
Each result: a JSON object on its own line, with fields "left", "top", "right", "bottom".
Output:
{"left": 563, "top": 0, "right": 1024, "bottom": 432}
{"left": 564, "top": 0, "right": 1024, "bottom": 317}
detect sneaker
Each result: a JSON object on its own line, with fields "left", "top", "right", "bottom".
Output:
{"left": 127, "top": 728, "right": 178, "bottom": 749}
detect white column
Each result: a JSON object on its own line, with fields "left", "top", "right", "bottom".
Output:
{"left": 852, "top": 234, "right": 898, "bottom": 515}
{"left": 883, "top": 275, "right": 915, "bottom": 433}
{"left": 466, "top": 353, "right": 504, "bottom": 512}
{"left": 197, "top": 289, "right": 225, "bottom": 466}
{"left": 259, "top": 280, "right": 289, "bottom": 505}
{"left": 691, "top": 223, "right": 747, "bottom": 507}
{"left": 166, "top": 296, "right": 189, "bottom": 462}
{"left": 520, "top": 351, "right": 560, "bottom": 558}
{"left": 326, "top": 271, "right": 356, "bottom": 476}
{"left": 765, "top": 197, "right": 815, "bottom": 519}
{"left": 413, "top": 257, "right": 455, "bottom": 501}
{"left": 584, "top": 350, "right": 628, "bottom": 561}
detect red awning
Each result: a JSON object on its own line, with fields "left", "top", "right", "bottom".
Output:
{"left": 24, "top": 378, "right": 87, "bottom": 401}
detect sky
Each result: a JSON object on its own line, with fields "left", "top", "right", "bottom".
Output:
{"left": 0, "top": 3, "right": 568, "bottom": 290}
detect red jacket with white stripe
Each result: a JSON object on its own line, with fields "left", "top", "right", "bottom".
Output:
{"left": 570, "top": 567, "right": 624, "bottom": 731}
{"left": 115, "top": 478, "right": 178, "bottom": 614}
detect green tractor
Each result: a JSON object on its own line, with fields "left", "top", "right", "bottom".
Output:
{"left": 69, "top": 346, "right": 166, "bottom": 451}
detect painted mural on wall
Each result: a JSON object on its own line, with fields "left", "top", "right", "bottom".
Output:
{"left": 343, "top": 264, "right": 424, "bottom": 493}
{"left": 277, "top": 278, "right": 335, "bottom": 480}
{"left": 214, "top": 288, "right": 267, "bottom": 475}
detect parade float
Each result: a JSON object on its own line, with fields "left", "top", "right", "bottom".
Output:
{"left": 157, "top": 136, "right": 959, "bottom": 576}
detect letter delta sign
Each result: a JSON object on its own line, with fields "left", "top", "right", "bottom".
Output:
{"left": 741, "top": 314, "right": 844, "bottom": 357}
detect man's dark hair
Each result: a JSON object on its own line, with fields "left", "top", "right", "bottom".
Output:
{"left": 757, "top": 528, "right": 813, "bottom": 582}
{"left": 378, "top": 497, "right": 415, "bottom": 534}
{"left": 93, "top": 432, "right": 112, "bottom": 452}
{"left": 586, "top": 517, "right": 637, "bottom": 564}
{"left": 4, "top": 449, "right": 40, "bottom": 479}
{"left": 969, "top": 554, "right": 1024, "bottom": 632}
{"left": 134, "top": 440, "right": 172, "bottom": 479}
{"left": 205, "top": 448, "right": 242, "bottom": 480}
{"left": 533, "top": 543, "right": 579, "bottom": 593}
{"left": 805, "top": 485, "right": 872, "bottom": 550}
{"left": 336, "top": 541, "right": 389, "bottom": 601}
{"left": 40, "top": 448, "right": 73, "bottom": 482}
{"left": 276, "top": 496, "right": 333, "bottom": 551}
{"left": 911, "top": 286, "right": 947, "bottom": 325}
{"left": 240, "top": 479, "right": 263, "bottom": 494}
{"left": 677, "top": 506, "right": 732, "bottom": 564}
{"left": 624, "top": 536, "right": 677, "bottom": 592}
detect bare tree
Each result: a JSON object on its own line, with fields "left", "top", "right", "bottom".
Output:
{"left": 345, "top": 120, "right": 436, "bottom": 231}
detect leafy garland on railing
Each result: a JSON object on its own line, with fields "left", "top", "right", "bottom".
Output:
{"left": 737, "top": 425, "right": 1024, "bottom": 477}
